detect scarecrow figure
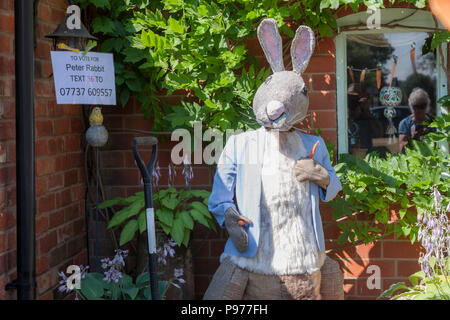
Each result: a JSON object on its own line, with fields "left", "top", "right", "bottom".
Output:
{"left": 203, "top": 19, "right": 343, "bottom": 300}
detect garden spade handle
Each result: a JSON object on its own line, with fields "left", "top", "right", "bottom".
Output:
{"left": 132, "top": 137, "right": 159, "bottom": 300}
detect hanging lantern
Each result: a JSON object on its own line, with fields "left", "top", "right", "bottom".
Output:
{"left": 45, "top": 14, "right": 97, "bottom": 50}
{"left": 379, "top": 56, "right": 402, "bottom": 107}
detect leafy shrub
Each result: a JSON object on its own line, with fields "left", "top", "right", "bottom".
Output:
{"left": 330, "top": 113, "right": 450, "bottom": 245}
{"left": 99, "top": 188, "right": 215, "bottom": 247}
{"left": 58, "top": 249, "right": 181, "bottom": 300}
{"left": 378, "top": 187, "right": 449, "bottom": 300}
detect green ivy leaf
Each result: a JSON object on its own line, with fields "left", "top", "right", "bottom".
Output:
{"left": 119, "top": 219, "right": 139, "bottom": 245}
{"left": 189, "top": 201, "right": 211, "bottom": 218}
{"left": 137, "top": 211, "right": 146, "bottom": 234}
{"left": 180, "top": 211, "right": 194, "bottom": 230}
{"left": 98, "top": 197, "right": 125, "bottom": 209}
{"left": 401, "top": 224, "right": 411, "bottom": 236}
{"left": 279, "top": 24, "right": 294, "bottom": 38}
{"left": 108, "top": 199, "right": 144, "bottom": 229}
{"left": 101, "top": 38, "right": 123, "bottom": 52}
{"left": 318, "top": 23, "right": 333, "bottom": 38}
{"left": 182, "top": 228, "right": 191, "bottom": 247}
{"left": 337, "top": 232, "right": 348, "bottom": 244}
{"left": 189, "top": 189, "right": 211, "bottom": 199}
{"left": 190, "top": 209, "right": 210, "bottom": 228}
{"left": 378, "top": 282, "right": 409, "bottom": 300}
{"left": 126, "top": 78, "right": 143, "bottom": 92}
{"left": 399, "top": 208, "right": 407, "bottom": 219}
{"left": 136, "top": 272, "right": 150, "bottom": 288}
{"left": 409, "top": 271, "right": 426, "bottom": 286}
{"left": 170, "top": 216, "right": 185, "bottom": 246}
{"left": 159, "top": 221, "right": 171, "bottom": 235}
{"left": 123, "top": 286, "right": 139, "bottom": 300}
{"left": 123, "top": 47, "right": 146, "bottom": 63}
{"left": 81, "top": 273, "right": 104, "bottom": 300}
{"left": 168, "top": 17, "right": 184, "bottom": 34}
{"left": 91, "top": 0, "right": 110, "bottom": 9}
{"left": 119, "top": 274, "right": 133, "bottom": 287}
{"left": 92, "top": 16, "right": 116, "bottom": 34}
{"left": 375, "top": 210, "right": 389, "bottom": 224}
{"left": 410, "top": 231, "right": 417, "bottom": 244}
{"left": 118, "top": 86, "right": 130, "bottom": 107}
{"left": 198, "top": 5, "right": 208, "bottom": 16}
{"left": 320, "top": 0, "right": 331, "bottom": 11}
{"left": 161, "top": 197, "right": 180, "bottom": 210}
{"left": 155, "top": 208, "right": 174, "bottom": 227}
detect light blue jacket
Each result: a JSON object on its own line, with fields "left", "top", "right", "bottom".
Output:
{"left": 208, "top": 127, "right": 342, "bottom": 258}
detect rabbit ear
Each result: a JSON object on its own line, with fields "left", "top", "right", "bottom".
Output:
{"left": 257, "top": 19, "right": 285, "bottom": 73}
{"left": 290, "top": 25, "right": 315, "bottom": 74}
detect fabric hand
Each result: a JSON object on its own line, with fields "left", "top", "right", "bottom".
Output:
{"left": 294, "top": 158, "right": 330, "bottom": 189}
{"left": 224, "top": 207, "right": 253, "bottom": 253}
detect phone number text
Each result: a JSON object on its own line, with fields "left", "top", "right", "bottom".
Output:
{"left": 59, "top": 87, "right": 113, "bottom": 97}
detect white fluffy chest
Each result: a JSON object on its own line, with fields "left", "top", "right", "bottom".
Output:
{"left": 224, "top": 130, "right": 324, "bottom": 275}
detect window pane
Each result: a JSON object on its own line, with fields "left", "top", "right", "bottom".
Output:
{"left": 346, "top": 32, "right": 436, "bottom": 158}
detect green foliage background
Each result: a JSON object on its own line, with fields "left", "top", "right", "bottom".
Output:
{"left": 75, "top": 0, "right": 434, "bottom": 133}
{"left": 76, "top": 0, "right": 449, "bottom": 248}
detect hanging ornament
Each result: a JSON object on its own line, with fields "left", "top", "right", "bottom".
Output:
{"left": 380, "top": 56, "right": 402, "bottom": 143}
{"left": 380, "top": 81, "right": 402, "bottom": 106}
{"left": 384, "top": 105, "right": 398, "bottom": 143}
{"left": 349, "top": 67, "right": 355, "bottom": 84}
{"left": 380, "top": 57, "right": 402, "bottom": 107}
{"left": 376, "top": 68, "right": 382, "bottom": 90}
{"left": 359, "top": 68, "right": 366, "bottom": 94}
{"left": 86, "top": 107, "right": 109, "bottom": 147}
{"left": 410, "top": 42, "right": 417, "bottom": 75}
{"left": 347, "top": 67, "right": 360, "bottom": 95}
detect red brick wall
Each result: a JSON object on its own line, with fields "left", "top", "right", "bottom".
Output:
{"left": 0, "top": 0, "right": 87, "bottom": 300}
{"left": 0, "top": 0, "right": 444, "bottom": 300}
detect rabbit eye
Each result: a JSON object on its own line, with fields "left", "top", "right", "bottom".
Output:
{"left": 264, "top": 76, "right": 272, "bottom": 85}
{"left": 302, "top": 86, "right": 308, "bottom": 95}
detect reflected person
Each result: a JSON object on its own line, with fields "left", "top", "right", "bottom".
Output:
{"left": 398, "top": 87, "right": 434, "bottom": 152}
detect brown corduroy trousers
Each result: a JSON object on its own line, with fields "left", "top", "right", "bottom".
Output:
{"left": 203, "top": 257, "right": 322, "bottom": 300}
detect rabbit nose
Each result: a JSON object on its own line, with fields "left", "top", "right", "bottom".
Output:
{"left": 266, "top": 100, "right": 286, "bottom": 120}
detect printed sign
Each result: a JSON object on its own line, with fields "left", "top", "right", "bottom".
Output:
{"left": 50, "top": 51, "right": 116, "bottom": 105}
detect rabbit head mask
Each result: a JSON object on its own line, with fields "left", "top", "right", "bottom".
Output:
{"left": 253, "top": 19, "right": 315, "bottom": 131}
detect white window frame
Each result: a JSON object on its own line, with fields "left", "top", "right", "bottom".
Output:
{"left": 335, "top": 8, "right": 448, "bottom": 156}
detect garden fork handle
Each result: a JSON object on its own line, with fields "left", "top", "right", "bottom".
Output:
{"left": 132, "top": 137, "right": 159, "bottom": 300}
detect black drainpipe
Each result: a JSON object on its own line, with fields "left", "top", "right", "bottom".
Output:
{"left": 11, "top": 0, "right": 36, "bottom": 300}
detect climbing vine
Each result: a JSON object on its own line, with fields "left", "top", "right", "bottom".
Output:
{"left": 74, "top": 0, "right": 444, "bottom": 132}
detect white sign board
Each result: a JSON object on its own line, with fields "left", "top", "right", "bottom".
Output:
{"left": 50, "top": 51, "right": 116, "bottom": 105}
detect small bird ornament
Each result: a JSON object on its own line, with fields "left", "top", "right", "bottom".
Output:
{"left": 86, "top": 107, "right": 108, "bottom": 147}
{"left": 89, "top": 107, "right": 104, "bottom": 126}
